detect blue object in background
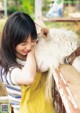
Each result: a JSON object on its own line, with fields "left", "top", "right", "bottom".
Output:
{"left": 46, "top": 3, "right": 63, "bottom": 18}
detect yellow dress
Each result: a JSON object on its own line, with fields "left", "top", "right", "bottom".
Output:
{"left": 20, "top": 72, "right": 54, "bottom": 113}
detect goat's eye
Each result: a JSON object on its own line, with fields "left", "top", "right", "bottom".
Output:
{"left": 36, "top": 39, "right": 39, "bottom": 43}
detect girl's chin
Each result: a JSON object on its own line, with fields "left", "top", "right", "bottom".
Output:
{"left": 22, "top": 53, "right": 27, "bottom": 56}
{"left": 22, "top": 52, "right": 28, "bottom": 56}
{"left": 22, "top": 54, "right": 27, "bottom": 58}
{"left": 22, "top": 50, "right": 30, "bottom": 55}
{"left": 16, "top": 52, "right": 27, "bottom": 60}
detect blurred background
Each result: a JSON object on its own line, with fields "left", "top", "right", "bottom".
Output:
{"left": 0, "top": 0, "right": 80, "bottom": 38}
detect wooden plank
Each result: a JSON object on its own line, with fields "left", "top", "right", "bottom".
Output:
{"left": 53, "top": 64, "right": 80, "bottom": 113}
{"left": 42, "top": 17, "right": 80, "bottom": 22}
{"left": 60, "top": 65, "right": 80, "bottom": 108}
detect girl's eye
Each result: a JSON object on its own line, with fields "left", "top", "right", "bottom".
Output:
{"left": 21, "top": 43, "right": 27, "bottom": 46}
{"left": 21, "top": 41, "right": 29, "bottom": 46}
{"left": 31, "top": 39, "right": 38, "bottom": 44}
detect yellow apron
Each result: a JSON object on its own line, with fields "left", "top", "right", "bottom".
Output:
{"left": 20, "top": 72, "right": 54, "bottom": 113}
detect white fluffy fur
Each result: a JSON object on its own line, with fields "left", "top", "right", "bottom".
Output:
{"left": 35, "top": 28, "right": 80, "bottom": 72}
{"left": 35, "top": 28, "right": 80, "bottom": 100}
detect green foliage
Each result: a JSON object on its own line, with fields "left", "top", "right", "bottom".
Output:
{"left": 56, "top": 0, "right": 75, "bottom": 4}
{"left": 7, "top": 0, "right": 35, "bottom": 15}
{"left": 20, "top": 0, "right": 35, "bottom": 14}
{"left": 8, "top": 7, "right": 20, "bottom": 15}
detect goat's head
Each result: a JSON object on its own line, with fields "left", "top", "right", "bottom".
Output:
{"left": 35, "top": 28, "right": 80, "bottom": 72}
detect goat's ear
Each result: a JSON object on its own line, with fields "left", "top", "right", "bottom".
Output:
{"left": 41, "top": 28, "right": 49, "bottom": 37}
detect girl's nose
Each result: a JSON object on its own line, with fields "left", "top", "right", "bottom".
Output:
{"left": 25, "top": 41, "right": 36, "bottom": 50}
{"left": 25, "top": 44, "right": 32, "bottom": 50}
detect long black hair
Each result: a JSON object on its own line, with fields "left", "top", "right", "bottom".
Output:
{"left": 0, "top": 12, "right": 37, "bottom": 73}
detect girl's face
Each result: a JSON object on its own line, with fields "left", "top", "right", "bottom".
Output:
{"left": 15, "top": 35, "right": 36, "bottom": 60}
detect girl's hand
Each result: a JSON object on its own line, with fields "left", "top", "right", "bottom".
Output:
{"left": 26, "top": 48, "right": 35, "bottom": 61}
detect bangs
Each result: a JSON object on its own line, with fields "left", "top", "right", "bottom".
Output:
{"left": 12, "top": 20, "right": 30, "bottom": 45}
{"left": 12, "top": 18, "right": 37, "bottom": 45}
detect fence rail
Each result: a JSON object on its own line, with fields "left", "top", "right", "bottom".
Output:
{"left": 52, "top": 64, "right": 80, "bottom": 113}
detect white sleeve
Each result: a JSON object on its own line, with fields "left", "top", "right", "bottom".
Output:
{"left": 10, "top": 68, "right": 21, "bottom": 85}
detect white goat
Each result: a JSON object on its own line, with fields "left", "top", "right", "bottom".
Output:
{"left": 35, "top": 28, "right": 80, "bottom": 100}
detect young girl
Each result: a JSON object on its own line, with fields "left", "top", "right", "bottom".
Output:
{"left": 0, "top": 12, "right": 54, "bottom": 113}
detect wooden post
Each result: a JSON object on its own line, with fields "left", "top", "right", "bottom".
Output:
{"left": 4, "top": 0, "right": 7, "bottom": 17}
{"left": 35, "top": 0, "right": 42, "bottom": 19}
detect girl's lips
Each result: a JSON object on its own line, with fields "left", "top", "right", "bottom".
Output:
{"left": 23, "top": 50, "right": 31, "bottom": 54}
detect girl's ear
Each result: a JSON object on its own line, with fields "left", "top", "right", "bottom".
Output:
{"left": 41, "top": 28, "right": 49, "bottom": 37}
